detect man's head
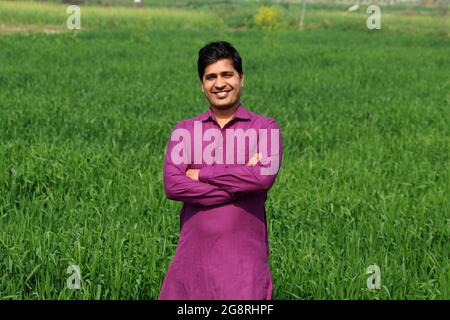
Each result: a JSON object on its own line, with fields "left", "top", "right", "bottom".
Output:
{"left": 198, "top": 41, "right": 244, "bottom": 111}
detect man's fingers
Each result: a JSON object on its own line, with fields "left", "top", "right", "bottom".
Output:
{"left": 248, "top": 153, "right": 259, "bottom": 166}
{"left": 186, "top": 169, "right": 199, "bottom": 181}
{"left": 246, "top": 154, "right": 257, "bottom": 166}
{"left": 246, "top": 153, "right": 263, "bottom": 166}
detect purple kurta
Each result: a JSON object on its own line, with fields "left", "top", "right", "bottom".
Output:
{"left": 158, "top": 103, "right": 282, "bottom": 300}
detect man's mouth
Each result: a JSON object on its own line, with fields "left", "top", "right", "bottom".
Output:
{"left": 213, "top": 89, "right": 231, "bottom": 99}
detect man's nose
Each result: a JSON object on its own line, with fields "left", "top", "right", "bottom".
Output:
{"left": 214, "top": 76, "right": 226, "bottom": 88}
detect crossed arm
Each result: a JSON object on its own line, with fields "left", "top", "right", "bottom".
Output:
{"left": 163, "top": 120, "right": 282, "bottom": 206}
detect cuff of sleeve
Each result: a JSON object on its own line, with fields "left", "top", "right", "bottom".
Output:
{"left": 198, "top": 166, "right": 213, "bottom": 183}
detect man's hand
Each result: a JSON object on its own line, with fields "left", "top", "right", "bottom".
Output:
{"left": 186, "top": 169, "right": 200, "bottom": 181}
{"left": 246, "top": 153, "right": 262, "bottom": 166}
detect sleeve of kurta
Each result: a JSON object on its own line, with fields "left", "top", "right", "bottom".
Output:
{"left": 163, "top": 121, "right": 236, "bottom": 207}
{"left": 198, "top": 119, "right": 282, "bottom": 194}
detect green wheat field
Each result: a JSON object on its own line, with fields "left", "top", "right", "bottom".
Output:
{"left": 0, "top": 0, "right": 449, "bottom": 299}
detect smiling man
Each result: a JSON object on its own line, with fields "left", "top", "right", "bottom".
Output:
{"left": 158, "top": 41, "right": 283, "bottom": 300}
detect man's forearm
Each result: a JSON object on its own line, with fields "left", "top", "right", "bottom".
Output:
{"left": 164, "top": 170, "right": 235, "bottom": 206}
{"left": 197, "top": 164, "right": 279, "bottom": 194}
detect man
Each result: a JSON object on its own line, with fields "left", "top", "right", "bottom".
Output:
{"left": 158, "top": 41, "right": 282, "bottom": 300}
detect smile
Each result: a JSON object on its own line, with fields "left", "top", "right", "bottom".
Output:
{"left": 213, "top": 90, "right": 232, "bottom": 98}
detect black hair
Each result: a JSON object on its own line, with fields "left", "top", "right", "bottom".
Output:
{"left": 197, "top": 41, "right": 243, "bottom": 80}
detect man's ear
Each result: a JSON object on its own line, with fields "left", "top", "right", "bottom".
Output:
{"left": 200, "top": 81, "right": 204, "bottom": 93}
{"left": 241, "top": 73, "right": 245, "bottom": 87}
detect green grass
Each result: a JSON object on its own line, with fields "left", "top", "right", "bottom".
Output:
{"left": 0, "top": 1, "right": 223, "bottom": 31}
{"left": 0, "top": 1, "right": 449, "bottom": 300}
{"left": 0, "top": 1, "right": 448, "bottom": 35}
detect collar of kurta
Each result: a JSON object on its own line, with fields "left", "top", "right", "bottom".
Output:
{"left": 199, "top": 103, "right": 252, "bottom": 123}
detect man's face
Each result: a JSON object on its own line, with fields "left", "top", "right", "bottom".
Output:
{"left": 200, "top": 58, "right": 244, "bottom": 111}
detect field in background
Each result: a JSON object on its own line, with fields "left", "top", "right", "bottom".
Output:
{"left": 0, "top": 0, "right": 449, "bottom": 35}
{"left": 0, "top": 0, "right": 449, "bottom": 299}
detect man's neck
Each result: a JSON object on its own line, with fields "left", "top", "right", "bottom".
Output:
{"left": 211, "top": 102, "right": 240, "bottom": 120}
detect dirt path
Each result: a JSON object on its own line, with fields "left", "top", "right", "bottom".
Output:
{"left": 0, "top": 24, "right": 63, "bottom": 35}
